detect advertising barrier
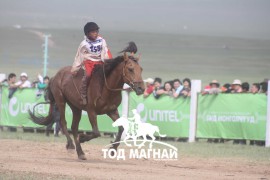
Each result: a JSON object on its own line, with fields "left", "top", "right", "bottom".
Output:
{"left": 0, "top": 86, "right": 269, "bottom": 141}
{"left": 0, "top": 87, "right": 118, "bottom": 132}
{"left": 197, "top": 94, "right": 267, "bottom": 140}
{"left": 129, "top": 92, "right": 190, "bottom": 138}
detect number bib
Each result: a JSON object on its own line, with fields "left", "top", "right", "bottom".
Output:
{"left": 86, "top": 38, "right": 103, "bottom": 55}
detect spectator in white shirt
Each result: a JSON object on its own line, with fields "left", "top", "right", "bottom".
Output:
{"left": 16, "top": 72, "right": 31, "bottom": 89}
{"left": 172, "top": 79, "right": 183, "bottom": 98}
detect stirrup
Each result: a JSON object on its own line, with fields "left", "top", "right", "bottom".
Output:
{"left": 81, "top": 97, "right": 87, "bottom": 105}
{"left": 82, "top": 99, "right": 87, "bottom": 105}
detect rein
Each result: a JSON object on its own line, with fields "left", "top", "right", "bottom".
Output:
{"left": 72, "top": 75, "right": 81, "bottom": 96}
{"left": 102, "top": 59, "right": 142, "bottom": 92}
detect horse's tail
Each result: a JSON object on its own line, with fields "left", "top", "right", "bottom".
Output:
{"left": 45, "top": 78, "right": 55, "bottom": 104}
{"left": 28, "top": 80, "right": 55, "bottom": 126}
{"left": 154, "top": 126, "right": 166, "bottom": 137}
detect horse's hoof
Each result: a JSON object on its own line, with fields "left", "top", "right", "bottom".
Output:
{"left": 109, "top": 147, "right": 117, "bottom": 156}
{"left": 110, "top": 150, "right": 115, "bottom": 156}
{"left": 66, "top": 143, "right": 75, "bottom": 150}
{"left": 78, "top": 154, "right": 87, "bottom": 160}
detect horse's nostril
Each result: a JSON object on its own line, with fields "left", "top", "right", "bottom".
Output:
{"left": 136, "top": 87, "right": 144, "bottom": 95}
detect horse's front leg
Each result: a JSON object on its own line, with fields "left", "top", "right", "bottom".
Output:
{"left": 78, "top": 110, "right": 101, "bottom": 143}
{"left": 107, "top": 110, "right": 123, "bottom": 153}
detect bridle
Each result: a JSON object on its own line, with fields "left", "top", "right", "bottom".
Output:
{"left": 103, "top": 58, "right": 143, "bottom": 92}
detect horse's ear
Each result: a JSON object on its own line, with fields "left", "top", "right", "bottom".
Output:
{"left": 135, "top": 54, "right": 141, "bottom": 62}
{"left": 124, "top": 52, "right": 129, "bottom": 61}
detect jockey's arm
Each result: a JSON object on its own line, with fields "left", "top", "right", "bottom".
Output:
{"left": 101, "top": 39, "right": 113, "bottom": 61}
{"left": 71, "top": 46, "right": 89, "bottom": 74}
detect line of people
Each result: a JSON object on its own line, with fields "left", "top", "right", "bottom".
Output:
{"left": 142, "top": 77, "right": 268, "bottom": 100}
{"left": 0, "top": 72, "right": 50, "bottom": 99}
{"left": 0, "top": 72, "right": 60, "bottom": 137}
{"left": 143, "top": 77, "right": 192, "bottom": 99}
{"left": 201, "top": 79, "right": 268, "bottom": 95}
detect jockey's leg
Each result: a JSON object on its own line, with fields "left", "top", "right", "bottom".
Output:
{"left": 80, "top": 75, "right": 90, "bottom": 105}
{"left": 80, "top": 61, "right": 94, "bottom": 105}
{"left": 91, "top": 63, "right": 105, "bottom": 106}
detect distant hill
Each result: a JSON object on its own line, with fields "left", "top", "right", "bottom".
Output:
{"left": 0, "top": 27, "right": 269, "bottom": 86}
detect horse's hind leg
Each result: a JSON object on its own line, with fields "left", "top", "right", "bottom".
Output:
{"left": 69, "top": 104, "right": 86, "bottom": 160}
{"left": 56, "top": 100, "right": 75, "bottom": 150}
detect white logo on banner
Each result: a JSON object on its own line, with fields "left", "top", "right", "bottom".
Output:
{"left": 102, "top": 109, "right": 178, "bottom": 161}
{"left": 8, "top": 97, "right": 47, "bottom": 117}
{"left": 9, "top": 97, "right": 19, "bottom": 116}
{"left": 136, "top": 103, "right": 181, "bottom": 122}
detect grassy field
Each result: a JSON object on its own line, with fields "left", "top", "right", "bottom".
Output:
{"left": 0, "top": 27, "right": 269, "bottom": 86}
{"left": 1, "top": 129, "right": 270, "bottom": 163}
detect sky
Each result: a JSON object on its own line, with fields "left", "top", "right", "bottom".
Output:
{"left": 1, "top": 0, "right": 270, "bottom": 39}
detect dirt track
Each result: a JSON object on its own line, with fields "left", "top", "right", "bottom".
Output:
{"left": 0, "top": 139, "right": 270, "bottom": 180}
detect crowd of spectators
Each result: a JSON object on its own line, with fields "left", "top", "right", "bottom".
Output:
{"left": 201, "top": 79, "right": 268, "bottom": 95}
{"left": 143, "top": 77, "right": 268, "bottom": 100}
{"left": 0, "top": 72, "right": 60, "bottom": 137}
{"left": 144, "top": 77, "right": 191, "bottom": 99}
{"left": 0, "top": 72, "right": 50, "bottom": 99}
{"left": 142, "top": 77, "right": 268, "bottom": 146}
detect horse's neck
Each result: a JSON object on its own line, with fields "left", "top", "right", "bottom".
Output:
{"left": 103, "top": 63, "right": 124, "bottom": 95}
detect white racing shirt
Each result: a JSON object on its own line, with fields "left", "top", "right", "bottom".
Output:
{"left": 71, "top": 36, "right": 112, "bottom": 73}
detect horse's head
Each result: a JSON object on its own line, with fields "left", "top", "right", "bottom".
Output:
{"left": 122, "top": 53, "right": 145, "bottom": 95}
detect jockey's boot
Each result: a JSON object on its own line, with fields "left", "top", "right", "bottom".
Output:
{"left": 80, "top": 75, "right": 89, "bottom": 105}
{"left": 93, "top": 76, "right": 105, "bottom": 107}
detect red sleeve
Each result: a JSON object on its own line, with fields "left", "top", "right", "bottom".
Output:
{"left": 146, "top": 86, "right": 154, "bottom": 94}
{"left": 107, "top": 49, "right": 113, "bottom": 59}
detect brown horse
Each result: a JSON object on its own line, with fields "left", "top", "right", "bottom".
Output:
{"left": 29, "top": 42, "right": 145, "bottom": 160}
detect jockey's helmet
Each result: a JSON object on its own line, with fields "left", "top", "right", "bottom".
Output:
{"left": 84, "top": 22, "right": 99, "bottom": 35}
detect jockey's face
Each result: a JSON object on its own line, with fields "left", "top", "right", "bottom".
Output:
{"left": 87, "top": 30, "right": 99, "bottom": 41}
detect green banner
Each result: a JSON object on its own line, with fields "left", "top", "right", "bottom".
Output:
{"left": 1, "top": 87, "right": 268, "bottom": 140}
{"left": 0, "top": 87, "right": 118, "bottom": 132}
{"left": 129, "top": 92, "right": 190, "bottom": 137}
{"left": 197, "top": 94, "right": 267, "bottom": 140}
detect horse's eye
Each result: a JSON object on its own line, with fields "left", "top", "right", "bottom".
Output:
{"left": 128, "top": 68, "right": 134, "bottom": 72}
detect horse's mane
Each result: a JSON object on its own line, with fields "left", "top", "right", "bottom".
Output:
{"left": 93, "top": 56, "right": 124, "bottom": 77}
{"left": 93, "top": 41, "right": 138, "bottom": 77}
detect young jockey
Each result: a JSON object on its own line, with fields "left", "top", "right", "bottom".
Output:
{"left": 71, "top": 22, "right": 112, "bottom": 105}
